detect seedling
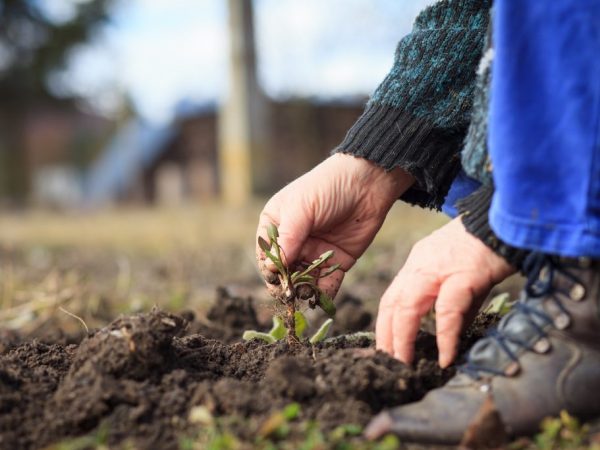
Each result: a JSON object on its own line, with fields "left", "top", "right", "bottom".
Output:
{"left": 258, "top": 402, "right": 301, "bottom": 438}
{"left": 258, "top": 223, "right": 339, "bottom": 344}
{"left": 484, "top": 293, "right": 514, "bottom": 316}
{"left": 243, "top": 313, "right": 333, "bottom": 345}
{"left": 534, "top": 410, "right": 590, "bottom": 450}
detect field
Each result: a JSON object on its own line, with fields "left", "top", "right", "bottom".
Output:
{"left": 0, "top": 202, "right": 596, "bottom": 450}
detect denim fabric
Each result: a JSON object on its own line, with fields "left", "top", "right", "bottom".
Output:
{"left": 442, "top": 170, "right": 482, "bottom": 218}
{"left": 489, "top": 0, "right": 600, "bottom": 257}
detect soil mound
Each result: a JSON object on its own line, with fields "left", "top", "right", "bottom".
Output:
{"left": 0, "top": 294, "right": 490, "bottom": 450}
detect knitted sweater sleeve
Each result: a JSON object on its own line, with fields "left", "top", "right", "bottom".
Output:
{"left": 333, "top": 0, "right": 490, "bottom": 209}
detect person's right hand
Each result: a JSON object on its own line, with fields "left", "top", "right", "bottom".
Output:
{"left": 256, "top": 153, "right": 414, "bottom": 299}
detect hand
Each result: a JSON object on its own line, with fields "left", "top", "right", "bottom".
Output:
{"left": 376, "top": 217, "right": 516, "bottom": 368}
{"left": 257, "top": 153, "right": 414, "bottom": 299}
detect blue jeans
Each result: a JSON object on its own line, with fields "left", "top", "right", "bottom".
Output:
{"left": 489, "top": 0, "right": 600, "bottom": 258}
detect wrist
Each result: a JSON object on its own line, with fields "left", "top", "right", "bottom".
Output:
{"left": 457, "top": 184, "right": 530, "bottom": 271}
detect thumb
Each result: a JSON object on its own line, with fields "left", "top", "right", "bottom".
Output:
{"left": 276, "top": 207, "right": 313, "bottom": 266}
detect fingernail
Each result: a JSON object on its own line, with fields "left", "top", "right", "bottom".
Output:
{"left": 364, "top": 411, "right": 393, "bottom": 440}
{"left": 439, "top": 355, "right": 451, "bottom": 369}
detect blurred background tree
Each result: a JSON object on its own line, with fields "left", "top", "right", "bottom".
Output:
{"left": 0, "top": 0, "right": 114, "bottom": 205}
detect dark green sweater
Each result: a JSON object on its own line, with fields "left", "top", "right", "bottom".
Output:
{"left": 335, "top": 0, "right": 490, "bottom": 209}
{"left": 334, "top": 0, "right": 528, "bottom": 268}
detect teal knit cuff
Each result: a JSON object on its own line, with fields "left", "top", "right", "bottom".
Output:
{"left": 333, "top": 103, "right": 465, "bottom": 210}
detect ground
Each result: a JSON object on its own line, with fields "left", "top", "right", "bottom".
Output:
{"left": 0, "top": 202, "right": 597, "bottom": 449}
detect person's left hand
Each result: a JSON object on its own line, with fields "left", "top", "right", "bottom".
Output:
{"left": 376, "top": 217, "right": 516, "bottom": 368}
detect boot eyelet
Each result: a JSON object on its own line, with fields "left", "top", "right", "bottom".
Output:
{"left": 533, "top": 337, "right": 551, "bottom": 354}
{"left": 504, "top": 361, "right": 520, "bottom": 377}
{"left": 554, "top": 313, "right": 571, "bottom": 330}
{"left": 569, "top": 283, "right": 586, "bottom": 301}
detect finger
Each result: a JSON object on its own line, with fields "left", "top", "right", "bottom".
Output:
{"left": 257, "top": 257, "right": 280, "bottom": 285}
{"left": 256, "top": 207, "right": 312, "bottom": 272}
{"left": 265, "top": 280, "right": 285, "bottom": 299}
{"left": 435, "top": 277, "right": 476, "bottom": 368}
{"left": 375, "top": 295, "right": 395, "bottom": 355}
{"left": 256, "top": 208, "right": 281, "bottom": 272}
{"left": 391, "top": 272, "right": 438, "bottom": 364}
{"left": 316, "top": 268, "right": 345, "bottom": 300}
{"left": 276, "top": 207, "right": 313, "bottom": 266}
{"left": 375, "top": 269, "right": 437, "bottom": 362}
{"left": 462, "top": 291, "right": 488, "bottom": 330}
{"left": 297, "top": 237, "right": 356, "bottom": 272}
{"left": 377, "top": 271, "right": 412, "bottom": 356}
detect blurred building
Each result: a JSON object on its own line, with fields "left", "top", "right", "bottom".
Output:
{"left": 84, "top": 96, "right": 365, "bottom": 206}
{"left": 23, "top": 105, "right": 114, "bottom": 209}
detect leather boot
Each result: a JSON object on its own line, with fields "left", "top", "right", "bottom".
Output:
{"left": 366, "top": 253, "right": 600, "bottom": 444}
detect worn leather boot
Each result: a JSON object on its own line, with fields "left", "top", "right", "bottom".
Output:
{"left": 366, "top": 253, "right": 600, "bottom": 444}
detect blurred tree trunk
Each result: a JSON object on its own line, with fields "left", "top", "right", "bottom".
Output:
{"left": 0, "top": 108, "right": 29, "bottom": 206}
{"left": 0, "top": 0, "right": 113, "bottom": 206}
{"left": 219, "top": 0, "right": 271, "bottom": 205}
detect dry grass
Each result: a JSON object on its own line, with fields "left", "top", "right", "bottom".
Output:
{"left": 0, "top": 200, "right": 468, "bottom": 337}
{"left": 0, "top": 200, "right": 445, "bottom": 253}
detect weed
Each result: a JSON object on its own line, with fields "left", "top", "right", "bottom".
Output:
{"left": 533, "top": 411, "right": 590, "bottom": 450}
{"left": 258, "top": 223, "right": 340, "bottom": 344}
{"left": 243, "top": 313, "right": 333, "bottom": 345}
{"left": 45, "top": 423, "right": 111, "bottom": 450}
{"left": 484, "top": 292, "right": 514, "bottom": 316}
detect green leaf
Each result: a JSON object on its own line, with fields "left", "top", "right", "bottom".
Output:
{"left": 329, "top": 423, "right": 362, "bottom": 440}
{"left": 319, "top": 250, "right": 334, "bottom": 262}
{"left": 297, "top": 255, "right": 331, "bottom": 279}
{"left": 282, "top": 402, "right": 301, "bottom": 420}
{"left": 267, "top": 223, "right": 279, "bottom": 242}
{"left": 294, "top": 311, "right": 308, "bottom": 338}
{"left": 485, "top": 293, "right": 513, "bottom": 316}
{"left": 242, "top": 330, "right": 276, "bottom": 344}
{"left": 320, "top": 263, "right": 341, "bottom": 278}
{"left": 317, "top": 292, "right": 336, "bottom": 317}
{"left": 263, "top": 248, "right": 286, "bottom": 275}
{"left": 270, "top": 239, "right": 281, "bottom": 260}
{"left": 309, "top": 318, "right": 333, "bottom": 344}
{"left": 291, "top": 275, "right": 315, "bottom": 285}
{"left": 269, "top": 316, "right": 286, "bottom": 340}
{"left": 375, "top": 434, "right": 401, "bottom": 450}
{"left": 257, "top": 236, "right": 271, "bottom": 253}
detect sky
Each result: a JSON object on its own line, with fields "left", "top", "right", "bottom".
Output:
{"left": 46, "top": 0, "right": 433, "bottom": 124}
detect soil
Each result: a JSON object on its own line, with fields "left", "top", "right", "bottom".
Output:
{"left": 0, "top": 289, "right": 494, "bottom": 450}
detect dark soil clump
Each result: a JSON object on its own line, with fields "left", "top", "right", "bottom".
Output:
{"left": 184, "top": 287, "right": 266, "bottom": 343}
{"left": 0, "top": 294, "right": 493, "bottom": 450}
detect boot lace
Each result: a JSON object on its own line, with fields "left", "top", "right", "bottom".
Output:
{"left": 458, "top": 252, "right": 580, "bottom": 379}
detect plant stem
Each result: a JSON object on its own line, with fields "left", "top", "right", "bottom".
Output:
{"left": 285, "top": 300, "right": 299, "bottom": 345}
